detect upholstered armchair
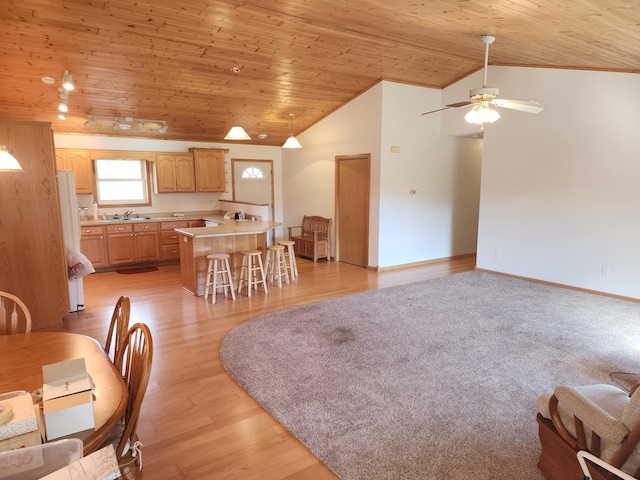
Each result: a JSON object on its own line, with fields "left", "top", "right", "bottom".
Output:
{"left": 536, "top": 382, "right": 640, "bottom": 480}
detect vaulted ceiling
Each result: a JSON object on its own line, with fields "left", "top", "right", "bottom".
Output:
{"left": 3, "top": 1, "right": 639, "bottom": 146}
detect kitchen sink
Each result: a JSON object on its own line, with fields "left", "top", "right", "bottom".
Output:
{"left": 105, "top": 217, "right": 152, "bottom": 221}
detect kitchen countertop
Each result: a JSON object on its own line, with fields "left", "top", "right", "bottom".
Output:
{"left": 80, "top": 212, "right": 225, "bottom": 227}
{"left": 175, "top": 220, "right": 281, "bottom": 238}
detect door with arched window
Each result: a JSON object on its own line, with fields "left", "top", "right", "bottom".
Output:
{"left": 231, "top": 159, "right": 274, "bottom": 220}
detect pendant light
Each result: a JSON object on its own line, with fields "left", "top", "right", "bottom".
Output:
{"left": 224, "top": 67, "right": 251, "bottom": 141}
{"left": 282, "top": 113, "right": 302, "bottom": 149}
{"left": 0, "top": 145, "right": 23, "bottom": 171}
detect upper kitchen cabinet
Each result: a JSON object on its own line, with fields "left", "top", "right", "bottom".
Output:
{"left": 190, "top": 148, "right": 228, "bottom": 192}
{"left": 154, "top": 153, "right": 196, "bottom": 193}
{"left": 55, "top": 149, "right": 94, "bottom": 194}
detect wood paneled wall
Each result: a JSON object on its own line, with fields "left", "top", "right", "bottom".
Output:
{"left": 0, "top": 121, "right": 69, "bottom": 329}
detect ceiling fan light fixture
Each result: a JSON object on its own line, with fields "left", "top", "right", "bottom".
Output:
{"left": 464, "top": 103, "right": 500, "bottom": 125}
{"left": 0, "top": 145, "right": 24, "bottom": 172}
{"left": 224, "top": 125, "right": 251, "bottom": 140}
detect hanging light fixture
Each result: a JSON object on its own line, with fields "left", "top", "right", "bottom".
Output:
{"left": 224, "top": 67, "right": 251, "bottom": 141}
{"left": 0, "top": 145, "right": 23, "bottom": 172}
{"left": 282, "top": 113, "right": 302, "bottom": 149}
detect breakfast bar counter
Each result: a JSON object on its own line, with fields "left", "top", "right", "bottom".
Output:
{"left": 175, "top": 220, "right": 280, "bottom": 296}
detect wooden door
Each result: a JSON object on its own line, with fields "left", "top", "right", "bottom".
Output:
{"left": 336, "top": 154, "right": 370, "bottom": 267}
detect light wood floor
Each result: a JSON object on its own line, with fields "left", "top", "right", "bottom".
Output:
{"left": 57, "top": 255, "right": 475, "bottom": 479}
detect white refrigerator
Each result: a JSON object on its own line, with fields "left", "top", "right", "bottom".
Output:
{"left": 56, "top": 170, "right": 85, "bottom": 312}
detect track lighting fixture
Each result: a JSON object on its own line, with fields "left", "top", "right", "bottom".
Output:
{"left": 62, "top": 70, "right": 75, "bottom": 91}
{"left": 58, "top": 89, "right": 69, "bottom": 113}
{"left": 224, "top": 67, "right": 251, "bottom": 141}
{"left": 58, "top": 112, "right": 67, "bottom": 121}
{"left": 83, "top": 114, "right": 169, "bottom": 134}
{"left": 282, "top": 113, "right": 302, "bottom": 148}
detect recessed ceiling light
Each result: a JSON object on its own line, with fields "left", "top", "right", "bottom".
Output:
{"left": 41, "top": 76, "right": 56, "bottom": 85}
{"left": 258, "top": 134, "right": 268, "bottom": 139}
{"left": 118, "top": 123, "right": 132, "bottom": 130}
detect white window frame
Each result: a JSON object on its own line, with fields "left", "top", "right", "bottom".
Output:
{"left": 94, "top": 159, "right": 151, "bottom": 207}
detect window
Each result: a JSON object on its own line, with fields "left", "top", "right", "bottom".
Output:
{"left": 95, "top": 159, "right": 151, "bottom": 206}
{"left": 241, "top": 166, "right": 264, "bottom": 179}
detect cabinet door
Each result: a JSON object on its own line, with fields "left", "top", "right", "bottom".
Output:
{"left": 80, "top": 235, "right": 107, "bottom": 268}
{"left": 192, "top": 149, "right": 226, "bottom": 192}
{"left": 134, "top": 231, "right": 160, "bottom": 262}
{"left": 175, "top": 154, "right": 196, "bottom": 192}
{"left": 155, "top": 154, "right": 177, "bottom": 193}
{"left": 107, "top": 233, "right": 136, "bottom": 265}
{"left": 66, "top": 150, "right": 94, "bottom": 194}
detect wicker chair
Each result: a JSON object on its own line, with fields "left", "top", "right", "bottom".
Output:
{"left": 104, "top": 296, "right": 131, "bottom": 363}
{"left": 0, "top": 291, "right": 31, "bottom": 334}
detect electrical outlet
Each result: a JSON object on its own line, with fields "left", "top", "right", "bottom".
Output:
{"left": 495, "top": 249, "right": 502, "bottom": 259}
{"left": 601, "top": 266, "right": 610, "bottom": 277}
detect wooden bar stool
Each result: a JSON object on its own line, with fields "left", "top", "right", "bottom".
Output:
{"left": 204, "top": 253, "right": 236, "bottom": 303}
{"left": 237, "top": 250, "right": 268, "bottom": 297}
{"left": 265, "top": 244, "right": 290, "bottom": 288}
{"left": 278, "top": 240, "right": 298, "bottom": 280}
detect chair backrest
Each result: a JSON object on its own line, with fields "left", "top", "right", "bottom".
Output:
{"left": 301, "top": 215, "right": 331, "bottom": 239}
{"left": 114, "top": 322, "right": 153, "bottom": 460}
{"left": 0, "top": 291, "right": 31, "bottom": 335}
{"left": 105, "top": 296, "right": 131, "bottom": 363}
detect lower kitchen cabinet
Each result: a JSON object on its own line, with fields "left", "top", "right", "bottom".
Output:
{"left": 161, "top": 221, "right": 188, "bottom": 261}
{"left": 80, "top": 225, "right": 107, "bottom": 268}
{"left": 106, "top": 223, "right": 160, "bottom": 265}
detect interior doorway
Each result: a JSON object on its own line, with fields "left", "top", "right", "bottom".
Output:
{"left": 335, "top": 154, "right": 370, "bottom": 268}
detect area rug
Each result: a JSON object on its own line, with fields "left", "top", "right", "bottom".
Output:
{"left": 115, "top": 266, "right": 158, "bottom": 274}
{"left": 220, "top": 271, "right": 640, "bottom": 480}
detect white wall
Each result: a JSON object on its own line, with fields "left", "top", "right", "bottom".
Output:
{"left": 282, "top": 81, "right": 482, "bottom": 268}
{"left": 282, "top": 83, "right": 384, "bottom": 259}
{"left": 378, "top": 82, "right": 481, "bottom": 268}
{"left": 471, "top": 67, "right": 640, "bottom": 299}
{"left": 54, "top": 134, "right": 286, "bottom": 238}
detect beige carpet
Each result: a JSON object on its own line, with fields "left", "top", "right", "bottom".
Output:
{"left": 220, "top": 271, "right": 640, "bottom": 479}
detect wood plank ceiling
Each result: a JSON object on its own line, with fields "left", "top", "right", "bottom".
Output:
{"left": 2, "top": 0, "right": 640, "bottom": 146}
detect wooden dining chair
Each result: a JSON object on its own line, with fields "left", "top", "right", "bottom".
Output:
{"left": 104, "top": 296, "right": 131, "bottom": 363}
{"left": 0, "top": 291, "right": 31, "bottom": 335}
{"left": 110, "top": 322, "right": 153, "bottom": 477}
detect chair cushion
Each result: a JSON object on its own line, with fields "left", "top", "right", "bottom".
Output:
{"left": 554, "top": 385, "right": 629, "bottom": 443}
{"left": 622, "top": 385, "right": 640, "bottom": 430}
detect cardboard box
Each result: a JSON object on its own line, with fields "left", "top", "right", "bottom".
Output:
{"left": 0, "top": 391, "right": 41, "bottom": 452}
{"left": 42, "top": 358, "right": 95, "bottom": 441}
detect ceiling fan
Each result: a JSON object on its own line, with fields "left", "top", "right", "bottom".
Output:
{"left": 422, "top": 35, "right": 543, "bottom": 124}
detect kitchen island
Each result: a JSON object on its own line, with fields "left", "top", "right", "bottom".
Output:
{"left": 175, "top": 219, "right": 281, "bottom": 296}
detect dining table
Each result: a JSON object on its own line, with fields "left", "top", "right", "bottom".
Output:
{"left": 0, "top": 332, "right": 128, "bottom": 455}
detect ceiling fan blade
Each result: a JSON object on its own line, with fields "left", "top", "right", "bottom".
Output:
{"left": 421, "top": 101, "right": 473, "bottom": 116}
{"left": 489, "top": 98, "right": 544, "bottom": 114}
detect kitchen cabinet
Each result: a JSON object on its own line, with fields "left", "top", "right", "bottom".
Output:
{"left": 80, "top": 225, "right": 107, "bottom": 268}
{"left": 106, "top": 222, "right": 160, "bottom": 265}
{"left": 190, "top": 148, "right": 228, "bottom": 192}
{"left": 55, "top": 149, "right": 94, "bottom": 194}
{"left": 154, "top": 153, "right": 195, "bottom": 193}
{"left": 160, "top": 221, "right": 188, "bottom": 261}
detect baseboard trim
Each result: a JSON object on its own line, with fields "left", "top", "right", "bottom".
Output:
{"left": 373, "top": 253, "right": 476, "bottom": 273}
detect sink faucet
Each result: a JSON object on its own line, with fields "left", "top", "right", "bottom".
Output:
{"left": 124, "top": 209, "right": 136, "bottom": 219}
